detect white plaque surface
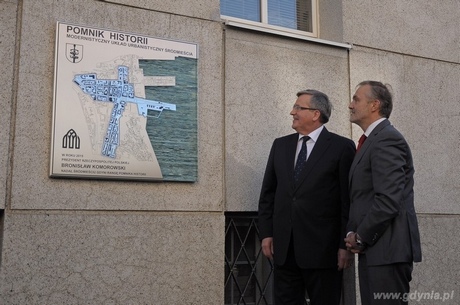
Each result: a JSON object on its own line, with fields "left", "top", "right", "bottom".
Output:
{"left": 51, "top": 22, "right": 198, "bottom": 181}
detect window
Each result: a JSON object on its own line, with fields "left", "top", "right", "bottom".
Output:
{"left": 221, "top": 0, "right": 317, "bottom": 37}
{"left": 224, "top": 212, "right": 311, "bottom": 305}
{"left": 225, "top": 212, "right": 274, "bottom": 305}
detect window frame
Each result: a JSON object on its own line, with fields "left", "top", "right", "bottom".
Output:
{"left": 221, "top": 0, "right": 318, "bottom": 38}
{"left": 221, "top": 0, "right": 352, "bottom": 49}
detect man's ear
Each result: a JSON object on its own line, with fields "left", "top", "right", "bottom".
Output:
{"left": 371, "top": 99, "right": 381, "bottom": 112}
{"left": 313, "top": 110, "right": 321, "bottom": 122}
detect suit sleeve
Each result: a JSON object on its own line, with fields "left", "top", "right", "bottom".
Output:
{"left": 258, "top": 140, "right": 278, "bottom": 240}
{"left": 357, "top": 133, "right": 409, "bottom": 246}
{"left": 339, "top": 139, "right": 356, "bottom": 249}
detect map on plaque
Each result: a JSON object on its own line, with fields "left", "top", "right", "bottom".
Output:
{"left": 50, "top": 22, "right": 198, "bottom": 181}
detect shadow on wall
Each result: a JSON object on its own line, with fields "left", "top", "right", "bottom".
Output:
{"left": 226, "top": 154, "right": 267, "bottom": 212}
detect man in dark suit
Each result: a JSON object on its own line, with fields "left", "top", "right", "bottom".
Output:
{"left": 258, "top": 89, "right": 356, "bottom": 305}
{"left": 345, "top": 81, "right": 422, "bottom": 305}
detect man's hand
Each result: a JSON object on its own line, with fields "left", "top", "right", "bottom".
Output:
{"left": 337, "top": 248, "right": 354, "bottom": 270}
{"left": 345, "top": 232, "right": 366, "bottom": 254}
{"left": 261, "top": 237, "right": 274, "bottom": 260}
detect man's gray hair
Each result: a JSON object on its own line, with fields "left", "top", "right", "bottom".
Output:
{"left": 296, "top": 89, "right": 332, "bottom": 123}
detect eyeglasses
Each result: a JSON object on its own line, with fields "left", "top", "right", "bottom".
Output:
{"left": 292, "top": 105, "right": 318, "bottom": 111}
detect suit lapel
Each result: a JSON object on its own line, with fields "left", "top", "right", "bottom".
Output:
{"left": 349, "top": 120, "right": 391, "bottom": 184}
{"left": 286, "top": 133, "right": 299, "bottom": 185}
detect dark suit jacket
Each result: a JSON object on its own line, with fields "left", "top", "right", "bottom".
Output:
{"left": 258, "top": 127, "right": 355, "bottom": 269}
{"left": 347, "top": 120, "right": 422, "bottom": 266}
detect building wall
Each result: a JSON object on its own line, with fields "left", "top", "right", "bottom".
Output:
{"left": 1, "top": 0, "right": 225, "bottom": 303}
{"left": 1, "top": 0, "right": 459, "bottom": 304}
{"left": 0, "top": 0, "right": 17, "bottom": 210}
{"left": 224, "top": 30, "right": 352, "bottom": 211}
{"left": 343, "top": 1, "right": 460, "bottom": 304}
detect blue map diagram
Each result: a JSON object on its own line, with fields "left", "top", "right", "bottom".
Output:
{"left": 73, "top": 66, "right": 176, "bottom": 158}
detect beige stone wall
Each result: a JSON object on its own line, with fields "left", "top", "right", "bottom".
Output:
{"left": 1, "top": 0, "right": 459, "bottom": 304}
{"left": 344, "top": 1, "right": 460, "bottom": 304}
{"left": 0, "top": 212, "right": 224, "bottom": 304}
{"left": 343, "top": 0, "right": 460, "bottom": 63}
{"left": 349, "top": 46, "right": 460, "bottom": 214}
{"left": 0, "top": 0, "right": 18, "bottom": 210}
{"left": 349, "top": 47, "right": 460, "bottom": 304}
{"left": 410, "top": 216, "right": 460, "bottom": 305}
{"left": 11, "top": 0, "right": 224, "bottom": 211}
{"left": 224, "top": 30, "right": 352, "bottom": 212}
{"left": 1, "top": 0, "right": 225, "bottom": 303}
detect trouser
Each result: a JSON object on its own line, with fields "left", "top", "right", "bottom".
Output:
{"left": 274, "top": 240, "right": 342, "bottom": 305}
{"left": 358, "top": 254, "right": 413, "bottom": 305}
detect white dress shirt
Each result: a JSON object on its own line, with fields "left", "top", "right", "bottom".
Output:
{"left": 294, "top": 125, "right": 324, "bottom": 167}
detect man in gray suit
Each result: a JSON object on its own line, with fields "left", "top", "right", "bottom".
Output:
{"left": 345, "top": 81, "right": 422, "bottom": 305}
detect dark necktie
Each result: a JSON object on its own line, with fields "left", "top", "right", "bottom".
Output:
{"left": 357, "top": 134, "right": 367, "bottom": 152}
{"left": 294, "top": 136, "right": 310, "bottom": 182}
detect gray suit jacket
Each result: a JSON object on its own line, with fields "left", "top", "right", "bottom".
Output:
{"left": 347, "top": 120, "right": 422, "bottom": 266}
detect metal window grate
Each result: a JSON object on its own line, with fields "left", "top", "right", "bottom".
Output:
{"left": 225, "top": 212, "right": 274, "bottom": 305}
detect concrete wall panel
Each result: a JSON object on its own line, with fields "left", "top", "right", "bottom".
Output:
{"left": 410, "top": 215, "right": 460, "bottom": 304}
{"left": 224, "top": 30, "right": 352, "bottom": 211}
{"left": 318, "top": 0, "right": 344, "bottom": 42}
{"left": 343, "top": 0, "right": 460, "bottom": 63}
{"left": 350, "top": 47, "right": 460, "bottom": 214}
{"left": 102, "top": 0, "right": 221, "bottom": 21}
{"left": 0, "top": 212, "right": 224, "bottom": 304}
{"left": 10, "top": 0, "right": 224, "bottom": 211}
{"left": 0, "top": 0, "right": 18, "bottom": 209}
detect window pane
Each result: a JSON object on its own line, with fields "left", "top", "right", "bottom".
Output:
{"left": 221, "top": 0, "right": 261, "bottom": 22}
{"left": 268, "top": 0, "right": 312, "bottom": 32}
{"left": 268, "top": 0, "right": 296, "bottom": 29}
{"left": 296, "top": 0, "right": 312, "bottom": 32}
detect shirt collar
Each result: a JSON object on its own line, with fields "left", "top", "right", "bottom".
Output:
{"left": 364, "top": 118, "right": 386, "bottom": 137}
{"left": 298, "top": 125, "right": 324, "bottom": 142}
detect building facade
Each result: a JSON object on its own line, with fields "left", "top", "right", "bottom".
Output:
{"left": 1, "top": 0, "right": 459, "bottom": 304}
